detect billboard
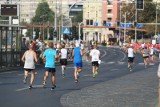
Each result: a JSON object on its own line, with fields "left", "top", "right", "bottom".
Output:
{"left": 0, "top": 4, "right": 18, "bottom": 16}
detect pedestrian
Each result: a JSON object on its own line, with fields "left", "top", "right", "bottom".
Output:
{"left": 126, "top": 44, "right": 136, "bottom": 72}
{"left": 90, "top": 44, "right": 100, "bottom": 78}
{"left": 59, "top": 43, "right": 68, "bottom": 78}
{"left": 21, "top": 43, "right": 38, "bottom": 89}
{"left": 42, "top": 42, "right": 57, "bottom": 90}
{"left": 73, "top": 43, "right": 83, "bottom": 83}
{"left": 141, "top": 45, "right": 149, "bottom": 68}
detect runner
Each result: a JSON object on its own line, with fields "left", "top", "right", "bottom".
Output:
{"left": 141, "top": 46, "right": 149, "bottom": 68}
{"left": 21, "top": 43, "right": 38, "bottom": 89}
{"left": 59, "top": 43, "right": 68, "bottom": 78}
{"left": 42, "top": 42, "right": 57, "bottom": 90}
{"left": 126, "top": 44, "right": 136, "bottom": 72}
{"left": 73, "top": 43, "right": 83, "bottom": 83}
{"left": 90, "top": 44, "right": 100, "bottom": 78}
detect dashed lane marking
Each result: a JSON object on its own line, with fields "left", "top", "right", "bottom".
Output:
{"left": 16, "top": 85, "right": 43, "bottom": 92}
{"left": 111, "top": 69, "right": 119, "bottom": 71}
{"left": 18, "top": 72, "right": 38, "bottom": 76}
{"left": 0, "top": 71, "right": 18, "bottom": 75}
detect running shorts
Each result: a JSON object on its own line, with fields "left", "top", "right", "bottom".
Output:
{"left": 45, "top": 68, "right": 56, "bottom": 72}
{"left": 92, "top": 61, "right": 99, "bottom": 66}
{"left": 60, "top": 59, "right": 67, "bottom": 65}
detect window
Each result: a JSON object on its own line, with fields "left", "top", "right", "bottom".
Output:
{"left": 107, "top": 0, "right": 112, "bottom": 5}
{"left": 86, "top": 19, "right": 89, "bottom": 25}
{"left": 108, "top": 9, "right": 112, "bottom": 13}
{"left": 107, "top": 18, "right": 112, "bottom": 22}
{"left": 90, "top": 20, "right": 93, "bottom": 25}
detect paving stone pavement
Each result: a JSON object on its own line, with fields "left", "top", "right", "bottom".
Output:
{"left": 61, "top": 65, "right": 159, "bottom": 107}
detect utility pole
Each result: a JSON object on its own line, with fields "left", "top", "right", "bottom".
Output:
{"left": 135, "top": 1, "right": 137, "bottom": 43}
{"left": 54, "top": 0, "right": 57, "bottom": 43}
{"left": 124, "top": 12, "right": 126, "bottom": 44}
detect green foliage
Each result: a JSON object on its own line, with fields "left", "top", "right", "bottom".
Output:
{"left": 31, "top": 1, "right": 54, "bottom": 24}
{"left": 120, "top": 0, "right": 159, "bottom": 35}
{"left": 71, "top": 11, "right": 83, "bottom": 25}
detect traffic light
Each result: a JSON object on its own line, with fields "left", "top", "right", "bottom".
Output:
{"left": 103, "top": 20, "right": 106, "bottom": 26}
{"left": 54, "top": 31, "right": 57, "bottom": 37}
{"left": 134, "top": 21, "right": 137, "bottom": 27}
{"left": 136, "top": 0, "right": 144, "bottom": 10}
{"left": 117, "top": 21, "right": 120, "bottom": 26}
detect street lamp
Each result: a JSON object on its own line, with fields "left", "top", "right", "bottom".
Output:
{"left": 135, "top": 0, "right": 137, "bottom": 43}
{"left": 155, "top": 2, "right": 158, "bottom": 37}
{"left": 78, "top": 22, "right": 83, "bottom": 41}
{"left": 124, "top": 12, "right": 127, "bottom": 43}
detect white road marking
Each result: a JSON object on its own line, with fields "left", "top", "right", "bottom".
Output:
{"left": 66, "top": 67, "right": 74, "bottom": 69}
{"left": 117, "top": 61, "right": 125, "bottom": 64}
{"left": 139, "top": 63, "right": 144, "bottom": 65}
{"left": 0, "top": 71, "right": 18, "bottom": 75}
{"left": 149, "top": 63, "right": 155, "bottom": 65}
{"left": 100, "top": 49, "right": 107, "bottom": 58}
{"left": 16, "top": 85, "right": 43, "bottom": 92}
{"left": 107, "top": 62, "right": 115, "bottom": 64}
{"left": 83, "top": 74, "right": 92, "bottom": 77}
{"left": 111, "top": 69, "right": 119, "bottom": 71}
{"left": 119, "top": 51, "right": 127, "bottom": 62}
{"left": 18, "top": 72, "right": 38, "bottom": 76}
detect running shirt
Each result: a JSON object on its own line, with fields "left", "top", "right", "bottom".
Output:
{"left": 128, "top": 48, "right": 134, "bottom": 57}
{"left": 43, "top": 49, "right": 56, "bottom": 68}
{"left": 73, "top": 47, "right": 82, "bottom": 63}
{"left": 60, "top": 48, "right": 67, "bottom": 59}
{"left": 24, "top": 51, "right": 35, "bottom": 69}
{"left": 143, "top": 48, "right": 149, "bottom": 57}
{"left": 90, "top": 49, "right": 100, "bottom": 62}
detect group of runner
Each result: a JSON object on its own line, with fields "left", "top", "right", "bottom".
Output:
{"left": 125, "top": 43, "right": 159, "bottom": 71}
{"left": 21, "top": 41, "right": 101, "bottom": 90}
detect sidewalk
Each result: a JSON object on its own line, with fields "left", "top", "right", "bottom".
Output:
{"left": 61, "top": 65, "right": 159, "bottom": 107}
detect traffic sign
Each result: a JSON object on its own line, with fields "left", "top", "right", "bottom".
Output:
{"left": 63, "top": 27, "right": 70, "bottom": 34}
{"left": 120, "top": 24, "right": 124, "bottom": 28}
{"left": 106, "top": 23, "right": 111, "bottom": 27}
{"left": 94, "top": 22, "right": 98, "bottom": 26}
{"left": 126, "top": 24, "right": 131, "bottom": 28}
{"left": 137, "top": 23, "right": 143, "bottom": 28}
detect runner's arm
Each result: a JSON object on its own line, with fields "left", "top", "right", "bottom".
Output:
{"left": 33, "top": 52, "right": 38, "bottom": 63}
{"left": 21, "top": 52, "right": 26, "bottom": 63}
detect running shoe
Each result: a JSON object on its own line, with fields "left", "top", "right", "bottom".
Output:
{"left": 62, "top": 74, "right": 65, "bottom": 78}
{"left": 75, "top": 79, "right": 78, "bottom": 83}
{"left": 43, "top": 81, "right": 46, "bottom": 87}
{"left": 93, "top": 73, "right": 96, "bottom": 78}
{"left": 95, "top": 70, "right": 98, "bottom": 76}
{"left": 51, "top": 85, "right": 56, "bottom": 90}
{"left": 29, "top": 85, "right": 33, "bottom": 89}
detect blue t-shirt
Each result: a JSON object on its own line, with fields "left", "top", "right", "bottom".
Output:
{"left": 43, "top": 48, "right": 56, "bottom": 68}
{"left": 73, "top": 47, "right": 82, "bottom": 63}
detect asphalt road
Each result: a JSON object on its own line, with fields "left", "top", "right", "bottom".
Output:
{"left": 0, "top": 46, "right": 159, "bottom": 107}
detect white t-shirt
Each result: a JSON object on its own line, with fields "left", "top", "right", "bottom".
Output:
{"left": 128, "top": 48, "right": 134, "bottom": 57}
{"left": 90, "top": 49, "right": 100, "bottom": 62}
{"left": 60, "top": 48, "right": 67, "bottom": 59}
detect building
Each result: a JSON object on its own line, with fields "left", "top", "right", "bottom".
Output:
{"left": 83, "top": 0, "right": 122, "bottom": 43}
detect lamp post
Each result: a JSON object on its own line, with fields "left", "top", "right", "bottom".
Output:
{"left": 135, "top": 0, "right": 137, "bottom": 43}
{"left": 124, "top": 12, "right": 126, "bottom": 43}
{"left": 78, "top": 22, "right": 83, "bottom": 41}
{"left": 155, "top": 2, "right": 158, "bottom": 37}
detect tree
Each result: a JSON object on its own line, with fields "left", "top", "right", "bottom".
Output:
{"left": 31, "top": 0, "right": 55, "bottom": 39}
{"left": 71, "top": 11, "right": 83, "bottom": 25}
{"left": 32, "top": 0, "right": 54, "bottom": 24}
{"left": 119, "top": 0, "right": 159, "bottom": 36}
